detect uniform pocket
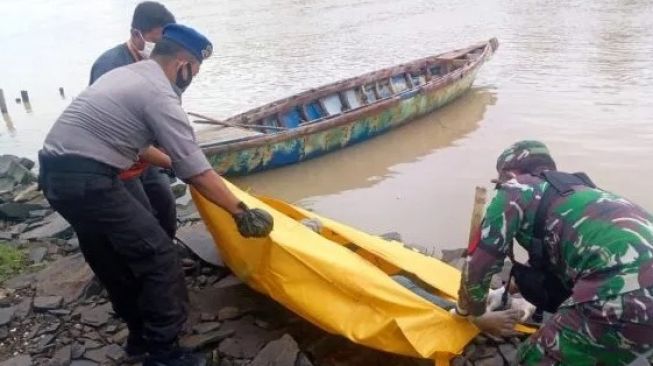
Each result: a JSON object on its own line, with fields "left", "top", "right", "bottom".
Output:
{"left": 44, "top": 172, "right": 87, "bottom": 201}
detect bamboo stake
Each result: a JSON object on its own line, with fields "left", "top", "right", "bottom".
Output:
{"left": 188, "top": 111, "right": 287, "bottom": 132}
{"left": 467, "top": 186, "right": 487, "bottom": 250}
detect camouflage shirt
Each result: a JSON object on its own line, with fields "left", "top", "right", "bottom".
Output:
{"left": 458, "top": 173, "right": 653, "bottom": 315}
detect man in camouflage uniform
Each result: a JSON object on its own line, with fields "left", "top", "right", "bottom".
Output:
{"left": 454, "top": 140, "right": 653, "bottom": 365}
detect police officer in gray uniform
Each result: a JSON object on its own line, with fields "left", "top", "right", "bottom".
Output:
{"left": 39, "top": 24, "right": 273, "bottom": 366}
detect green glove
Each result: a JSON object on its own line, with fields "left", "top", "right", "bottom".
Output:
{"left": 232, "top": 202, "right": 274, "bottom": 238}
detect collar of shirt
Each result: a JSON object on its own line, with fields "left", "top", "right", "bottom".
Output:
{"left": 126, "top": 40, "right": 144, "bottom": 62}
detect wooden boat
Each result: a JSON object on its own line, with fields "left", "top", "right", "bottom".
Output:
{"left": 198, "top": 38, "right": 498, "bottom": 176}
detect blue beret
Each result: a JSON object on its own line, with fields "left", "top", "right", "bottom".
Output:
{"left": 162, "top": 24, "right": 213, "bottom": 63}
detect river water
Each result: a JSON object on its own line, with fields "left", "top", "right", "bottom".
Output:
{"left": 1, "top": 0, "right": 652, "bottom": 251}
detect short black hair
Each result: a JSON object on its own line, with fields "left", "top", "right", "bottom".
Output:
{"left": 131, "top": 2, "right": 176, "bottom": 32}
{"left": 151, "top": 38, "right": 185, "bottom": 58}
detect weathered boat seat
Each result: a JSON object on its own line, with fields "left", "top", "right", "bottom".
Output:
{"left": 197, "top": 126, "right": 262, "bottom": 144}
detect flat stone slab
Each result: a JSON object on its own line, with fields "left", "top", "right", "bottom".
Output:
{"left": 0, "top": 306, "right": 16, "bottom": 326}
{"left": 192, "top": 321, "right": 222, "bottom": 334}
{"left": 0, "top": 203, "right": 43, "bottom": 221}
{"left": 28, "top": 246, "right": 48, "bottom": 264}
{"left": 81, "top": 303, "right": 112, "bottom": 327}
{"left": 180, "top": 328, "right": 235, "bottom": 350}
{"left": 0, "top": 355, "right": 32, "bottom": 366}
{"left": 249, "top": 334, "right": 300, "bottom": 366}
{"left": 35, "top": 253, "right": 94, "bottom": 303}
{"left": 20, "top": 212, "right": 72, "bottom": 240}
{"left": 176, "top": 222, "right": 223, "bottom": 266}
{"left": 33, "top": 296, "right": 63, "bottom": 311}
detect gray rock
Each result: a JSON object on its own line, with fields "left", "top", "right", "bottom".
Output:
{"left": 29, "top": 246, "right": 48, "bottom": 264}
{"left": 84, "top": 344, "right": 123, "bottom": 364}
{"left": 37, "top": 319, "right": 61, "bottom": 334}
{"left": 218, "top": 306, "right": 241, "bottom": 321}
{"left": 33, "top": 296, "right": 63, "bottom": 311}
{"left": 104, "top": 344, "right": 125, "bottom": 362}
{"left": 83, "top": 339, "right": 102, "bottom": 350}
{"left": 3, "top": 272, "right": 35, "bottom": 290}
{"left": 51, "top": 345, "right": 72, "bottom": 366}
{"left": 249, "top": 334, "right": 299, "bottom": 366}
{"left": 69, "top": 362, "right": 97, "bottom": 366}
{"left": 474, "top": 353, "right": 504, "bottom": 366}
{"left": 192, "top": 321, "right": 221, "bottom": 334}
{"left": 20, "top": 212, "right": 72, "bottom": 240}
{"left": 0, "top": 231, "right": 12, "bottom": 240}
{"left": 111, "top": 328, "right": 129, "bottom": 345}
{"left": 28, "top": 210, "right": 50, "bottom": 219}
{"left": 0, "top": 203, "right": 44, "bottom": 220}
{"left": 9, "top": 223, "right": 28, "bottom": 236}
{"left": 171, "top": 183, "right": 187, "bottom": 199}
{"left": 0, "top": 355, "right": 32, "bottom": 366}
{"left": 104, "top": 325, "right": 117, "bottom": 334}
{"left": 213, "top": 275, "right": 243, "bottom": 289}
{"left": 62, "top": 238, "right": 79, "bottom": 253}
{"left": 0, "top": 155, "right": 36, "bottom": 186}
{"left": 380, "top": 232, "right": 402, "bottom": 242}
{"left": 254, "top": 318, "right": 271, "bottom": 330}
{"left": 70, "top": 343, "right": 85, "bottom": 359}
{"left": 440, "top": 248, "right": 467, "bottom": 263}
{"left": 34, "top": 253, "right": 94, "bottom": 304}
{"left": 81, "top": 303, "right": 112, "bottom": 327}
{"left": 180, "top": 328, "right": 235, "bottom": 350}
{"left": 0, "top": 326, "right": 8, "bottom": 340}
{"left": 295, "top": 352, "right": 314, "bottom": 366}
{"left": 18, "top": 158, "right": 34, "bottom": 171}
{"left": 499, "top": 343, "right": 517, "bottom": 363}
{"left": 13, "top": 184, "right": 41, "bottom": 203}
{"left": 14, "top": 297, "right": 32, "bottom": 319}
{"left": 217, "top": 318, "right": 279, "bottom": 359}
{"left": 48, "top": 309, "right": 71, "bottom": 316}
{"left": 200, "top": 312, "right": 216, "bottom": 322}
{"left": 197, "top": 275, "right": 208, "bottom": 286}
{"left": 176, "top": 222, "right": 223, "bottom": 266}
{"left": 35, "top": 333, "right": 57, "bottom": 353}
{"left": 0, "top": 306, "right": 16, "bottom": 325}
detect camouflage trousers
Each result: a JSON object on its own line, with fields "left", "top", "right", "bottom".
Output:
{"left": 517, "top": 287, "right": 653, "bottom": 366}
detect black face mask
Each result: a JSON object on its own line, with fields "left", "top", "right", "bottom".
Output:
{"left": 175, "top": 63, "right": 193, "bottom": 93}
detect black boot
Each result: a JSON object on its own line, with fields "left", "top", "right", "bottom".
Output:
{"left": 124, "top": 332, "right": 149, "bottom": 363}
{"left": 143, "top": 348, "right": 206, "bottom": 366}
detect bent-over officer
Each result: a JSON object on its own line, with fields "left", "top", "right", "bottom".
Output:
{"left": 39, "top": 24, "right": 273, "bottom": 366}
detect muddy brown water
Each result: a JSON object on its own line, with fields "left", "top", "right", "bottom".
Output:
{"left": 2, "top": 0, "right": 652, "bottom": 251}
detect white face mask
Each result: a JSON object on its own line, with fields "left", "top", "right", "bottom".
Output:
{"left": 140, "top": 40, "right": 155, "bottom": 59}
{"left": 135, "top": 30, "right": 155, "bottom": 59}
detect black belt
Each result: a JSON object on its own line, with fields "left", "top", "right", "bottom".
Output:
{"left": 38, "top": 151, "right": 119, "bottom": 176}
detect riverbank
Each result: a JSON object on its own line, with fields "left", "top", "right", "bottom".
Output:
{"left": 0, "top": 154, "right": 525, "bottom": 366}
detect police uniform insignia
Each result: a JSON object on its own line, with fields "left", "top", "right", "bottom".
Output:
{"left": 202, "top": 44, "right": 213, "bottom": 59}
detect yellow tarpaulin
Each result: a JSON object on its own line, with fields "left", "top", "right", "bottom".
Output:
{"left": 191, "top": 183, "right": 532, "bottom": 364}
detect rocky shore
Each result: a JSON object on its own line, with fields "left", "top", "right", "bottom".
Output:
{"left": 0, "top": 154, "right": 526, "bottom": 366}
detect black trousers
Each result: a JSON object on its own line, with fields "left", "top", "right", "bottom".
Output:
{"left": 39, "top": 154, "right": 188, "bottom": 347}
{"left": 122, "top": 166, "right": 177, "bottom": 239}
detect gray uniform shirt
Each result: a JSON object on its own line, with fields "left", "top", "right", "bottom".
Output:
{"left": 43, "top": 60, "right": 211, "bottom": 180}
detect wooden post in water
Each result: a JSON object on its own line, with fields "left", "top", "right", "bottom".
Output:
{"left": 467, "top": 186, "right": 487, "bottom": 250}
{"left": 20, "top": 90, "right": 32, "bottom": 112}
{"left": 20, "top": 90, "right": 30, "bottom": 104}
{"left": 0, "top": 89, "right": 7, "bottom": 115}
{"left": 58, "top": 87, "right": 65, "bottom": 98}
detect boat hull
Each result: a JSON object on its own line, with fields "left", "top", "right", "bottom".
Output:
{"left": 202, "top": 42, "right": 494, "bottom": 176}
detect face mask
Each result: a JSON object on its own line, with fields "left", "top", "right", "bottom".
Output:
{"left": 135, "top": 30, "right": 155, "bottom": 59}
{"left": 175, "top": 63, "right": 193, "bottom": 93}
